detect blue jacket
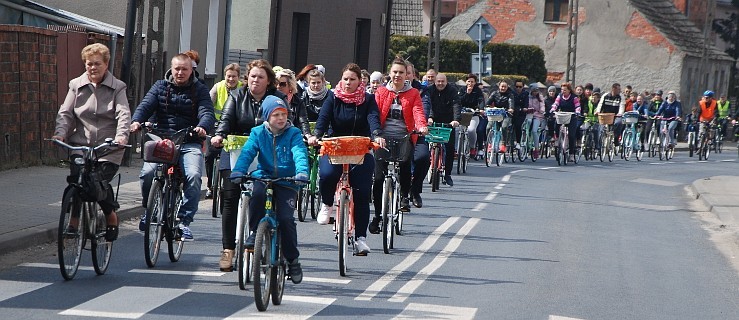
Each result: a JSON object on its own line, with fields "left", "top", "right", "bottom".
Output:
{"left": 132, "top": 69, "right": 215, "bottom": 136}
{"left": 634, "top": 102, "right": 652, "bottom": 117}
{"left": 656, "top": 100, "right": 682, "bottom": 119}
{"left": 232, "top": 123, "right": 309, "bottom": 190}
{"left": 314, "top": 91, "right": 382, "bottom": 138}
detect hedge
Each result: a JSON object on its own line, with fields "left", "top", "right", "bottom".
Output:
{"left": 389, "top": 35, "right": 547, "bottom": 83}
{"left": 437, "top": 73, "right": 529, "bottom": 86}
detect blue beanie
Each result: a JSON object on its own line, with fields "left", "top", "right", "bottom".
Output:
{"left": 261, "top": 95, "right": 288, "bottom": 120}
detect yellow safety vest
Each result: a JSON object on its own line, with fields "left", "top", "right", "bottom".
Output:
{"left": 717, "top": 100, "right": 730, "bottom": 118}
{"left": 215, "top": 80, "right": 244, "bottom": 120}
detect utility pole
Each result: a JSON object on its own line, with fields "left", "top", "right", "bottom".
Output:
{"left": 426, "top": 0, "right": 441, "bottom": 70}
{"left": 565, "top": 0, "right": 579, "bottom": 85}
{"left": 698, "top": 0, "right": 716, "bottom": 94}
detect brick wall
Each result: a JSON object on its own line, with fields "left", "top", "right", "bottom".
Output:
{"left": 625, "top": 11, "right": 677, "bottom": 53}
{"left": 482, "top": 0, "right": 536, "bottom": 42}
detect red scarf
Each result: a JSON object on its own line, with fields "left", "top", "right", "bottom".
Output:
{"left": 333, "top": 81, "right": 366, "bottom": 105}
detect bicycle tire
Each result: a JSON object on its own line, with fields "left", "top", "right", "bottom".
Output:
{"left": 456, "top": 131, "right": 464, "bottom": 174}
{"left": 389, "top": 180, "right": 398, "bottom": 250}
{"left": 485, "top": 129, "right": 494, "bottom": 167}
{"left": 211, "top": 160, "right": 220, "bottom": 218}
{"left": 607, "top": 133, "right": 615, "bottom": 162}
{"left": 168, "top": 187, "right": 184, "bottom": 262}
{"left": 237, "top": 194, "right": 252, "bottom": 289}
{"left": 518, "top": 127, "right": 528, "bottom": 162}
{"left": 91, "top": 202, "right": 112, "bottom": 275}
{"left": 144, "top": 179, "right": 164, "bottom": 268}
{"left": 58, "top": 187, "right": 84, "bottom": 280}
{"left": 704, "top": 142, "right": 711, "bottom": 160}
{"left": 395, "top": 203, "right": 404, "bottom": 236}
{"left": 252, "top": 221, "right": 273, "bottom": 312}
{"left": 431, "top": 148, "right": 441, "bottom": 192}
{"left": 338, "top": 188, "right": 349, "bottom": 276}
{"left": 382, "top": 178, "right": 393, "bottom": 254}
{"left": 297, "top": 184, "right": 308, "bottom": 222}
{"left": 270, "top": 231, "right": 286, "bottom": 306}
{"left": 462, "top": 136, "right": 469, "bottom": 173}
{"left": 623, "top": 131, "right": 633, "bottom": 161}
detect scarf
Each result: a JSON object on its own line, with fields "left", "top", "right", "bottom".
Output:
{"left": 333, "top": 81, "right": 366, "bottom": 105}
{"left": 307, "top": 84, "right": 328, "bottom": 101}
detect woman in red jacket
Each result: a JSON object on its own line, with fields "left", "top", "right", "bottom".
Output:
{"left": 369, "top": 57, "right": 428, "bottom": 234}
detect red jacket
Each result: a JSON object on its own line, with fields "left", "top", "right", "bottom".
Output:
{"left": 374, "top": 85, "right": 427, "bottom": 143}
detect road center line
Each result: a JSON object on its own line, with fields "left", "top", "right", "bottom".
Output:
{"left": 494, "top": 184, "right": 505, "bottom": 190}
{"left": 484, "top": 191, "right": 498, "bottom": 201}
{"left": 539, "top": 167, "right": 558, "bottom": 170}
{"left": 472, "top": 203, "right": 487, "bottom": 212}
{"left": 389, "top": 218, "right": 480, "bottom": 303}
{"left": 355, "top": 217, "right": 459, "bottom": 301}
{"left": 501, "top": 174, "right": 511, "bottom": 182}
{"left": 509, "top": 169, "right": 526, "bottom": 174}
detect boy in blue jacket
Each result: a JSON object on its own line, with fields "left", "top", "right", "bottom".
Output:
{"left": 231, "top": 95, "right": 309, "bottom": 284}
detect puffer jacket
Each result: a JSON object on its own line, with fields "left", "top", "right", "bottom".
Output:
{"left": 375, "top": 83, "right": 427, "bottom": 144}
{"left": 132, "top": 69, "right": 215, "bottom": 138}
{"left": 216, "top": 87, "right": 287, "bottom": 137}
{"left": 314, "top": 90, "right": 381, "bottom": 138}
{"left": 423, "top": 84, "right": 460, "bottom": 124}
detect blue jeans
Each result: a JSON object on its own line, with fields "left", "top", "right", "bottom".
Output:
{"left": 140, "top": 142, "right": 204, "bottom": 226}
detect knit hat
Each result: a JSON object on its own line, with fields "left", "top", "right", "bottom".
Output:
{"left": 548, "top": 86, "right": 556, "bottom": 92}
{"left": 370, "top": 71, "right": 383, "bottom": 82}
{"left": 593, "top": 87, "right": 601, "bottom": 94}
{"left": 261, "top": 95, "right": 288, "bottom": 120}
{"left": 315, "top": 64, "right": 326, "bottom": 75}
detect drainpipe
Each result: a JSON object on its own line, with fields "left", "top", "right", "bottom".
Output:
{"left": 122, "top": 0, "right": 137, "bottom": 85}
{"left": 222, "top": 0, "right": 232, "bottom": 71}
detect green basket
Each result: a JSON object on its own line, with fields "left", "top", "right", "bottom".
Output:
{"left": 309, "top": 121, "right": 316, "bottom": 133}
{"left": 426, "top": 126, "right": 453, "bottom": 143}
{"left": 223, "top": 135, "right": 249, "bottom": 152}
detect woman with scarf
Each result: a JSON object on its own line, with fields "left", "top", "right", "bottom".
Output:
{"left": 302, "top": 69, "right": 330, "bottom": 122}
{"left": 210, "top": 59, "right": 287, "bottom": 271}
{"left": 368, "top": 57, "right": 428, "bottom": 234}
{"left": 275, "top": 68, "right": 311, "bottom": 136}
{"left": 307, "top": 63, "right": 382, "bottom": 255}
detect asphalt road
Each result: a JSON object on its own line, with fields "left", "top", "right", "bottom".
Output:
{"left": 0, "top": 150, "right": 738, "bottom": 319}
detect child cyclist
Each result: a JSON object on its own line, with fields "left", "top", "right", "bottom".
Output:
{"left": 230, "top": 95, "right": 309, "bottom": 284}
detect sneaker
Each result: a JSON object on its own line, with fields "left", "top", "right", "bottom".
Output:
{"left": 515, "top": 142, "right": 521, "bottom": 150}
{"left": 444, "top": 175, "right": 454, "bottom": 187}
{"left": 356, "top": 237, "right": 370, "bottom": 255}
{"left": 138, "top": 210, "right": 148, "bottom": 232}
{"left": 180, "top": 224, "right": 193, "bottom": 241}
{"left": 532, "top": 149, "right": 539, "bottom": 159}
{"left": 317, "top": 204, "right": 333, "bottom": 225}
{"left": 477, "top": 149, "right": 484, "bottom": 157}
{"left": 469, "top": 148, "right": 477, "bottom": 157}
{"left": 219, "top": 249, "right": 234, "bottom": 272}
{"left": 411, "top": 192, "right": 423, "bottom": 208}
{"left": 205, "top": 188, "right": 213, "bottom": 199}
{"left": 368, "top": 216, "right": 381, "bottom": 234}
{"left": 400, "top": 197, "right": 410, "bottom": 212}
{"left": 245, "top": 233, "right": 255, "bottom": 249}
{"left": 288, "top": 259, "right": 303, "bottom": 284}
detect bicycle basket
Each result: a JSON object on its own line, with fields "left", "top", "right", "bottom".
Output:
{"left": 485, "top": 108, "right": 506, "bottom": 122}
{"left": 320, "top": 136, "right": 371, "bottom": 164}
{"left": 426, "top": 126, "right": 453, "bottom": 143}
{"left": 460, "top": 111, "right": 474, "bottom": 127}
{"left": 623, "top": 111, "right": 640, "bottom": 124}
{"left": 598, "top": 113, "right": 615, "bottom": 125}
{"left": 223, "top": 135, "right": 249, "bottom": 152}
{"left": 143, "top": 139, "right": 179, "bottom": 164}
{"left": 375, "top": 137, "right": 412, "bottom": 162}
{"left": 555, "top": 112, "right": 573, "bottom": 125}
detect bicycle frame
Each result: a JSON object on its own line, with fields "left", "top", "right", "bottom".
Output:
{"left": 335, "top": 164, "right": 356, "bottom": 246}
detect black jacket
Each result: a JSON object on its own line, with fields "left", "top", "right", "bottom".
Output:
{"left": 423, "top": 84, "right": 461, "bottom": 124}
{"left": 287, "top": 94, "right": 311, "bottom": 135}
{"left": 459, "top": 86, "right": 485, "bottom": 110}
{"left": 486, "top": 89, "right": 515, "bottom": 111}
{"left": 216, "top": 87, "right": 287, "bottom": 137}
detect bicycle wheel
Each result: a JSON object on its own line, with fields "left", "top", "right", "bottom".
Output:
{"left": 688, "top": 132, "right": 695, "bottom": 157}
{"left": 647, "top": 130, "right": 656, "bottom": 157}
{"left": 636, "top": 135, "right": 643, "bottom": 161}
{"left": 395, "top": 201, "right": 404, "bottom": 236}
{"left": 485, "top": 130, "right": 494, "bottom": 167}
{"left": 658, "top": 137, "right": 665, "bottom": 161}
{"left": 252, "top": 221, "right": 273, "bottom": 312}
{"left": 270, "top": 232, "right": 286, "bottom": 306}
{"left": 382, "top": 177, "right": 393, "bottom": 254}
{"left": 607, "top": 134, "right": 615, "bottom": 162}
{"left": 297, "top": 184, "right": 308, "bottom": 222}
{"left": 461, "top": 137, "right": 469, "bottom": 173}
{"left": 237, "top": 194, "right": 252, "bottom": 289}
{"left": 431, "top": 149, "right": 440, "bottom": 192}
{"left": 168, "top": 187, "right": 185, "bottom": 262}
{"left": 58, "top": 187, "right": 84, "bottom": 280}
{"left": 144, "top": 180, "right": 164, "bottom": 268}
{"left": 456, "top": 131, "right": 464, "bottom": 174}
{"left": 337, "top": 189, "right": 349, "bottom": 276}
{"left": 704, "top": 141, "right": 711, "bottom": 160}
{"left": 211, "top": 161, "right": 220, "bottom": 218}
{"left": 91, "top": 203, "right": 112, "bottom": 275}
{"left": 717, "top": 132, "right": 723, "bottom": 153}
{"left": 623, "top": 131, "right": 633, "bottom": 161}
{"left": 518, "top": 127, "right": 528, "bottom": 162}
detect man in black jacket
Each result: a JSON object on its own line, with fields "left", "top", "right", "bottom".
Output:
{"left": 423, "top": 73, "right": 461, "bottom": 187}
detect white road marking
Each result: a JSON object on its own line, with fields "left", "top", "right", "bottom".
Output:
{"left": 20, "top": 262, "right": 95, "bottom": 272}
{"left": 389, "top": 218, "right": 479, "bottom": 303}
{"left": 494, "top": 184, "right": 505, "bottom": 190}
{"left": 472, "top": 203, "right": 487, "bottom": 212}
{"left": 225, "top": 295, "right": 335, "bottom": 319}
{"left": 484, "top": 191, "right": 498, "bottom": 201}
{"left": 539, "top": 167, "right": 558, "bottom": 170}
{"left": 648, "top": 162, "right": 666, "bottom": 165}
{"left": 59, "top": 287, "right": 189, "bottom": 319}
{"left": 549, "top": 316, "right": 586, "bottom": 320}
{"left": 394, "top": 303, "right": 477, "bottom": 320}
{"left": 501, "top": 174, "right": 511, "bottom": 182}
{"left": 509, "top": 169, "right": 526, "bottom": 174}
{"left": 0, "top": 280, "right": 51, "bottom": 302}
{"left": 610, "top": 200, "right": 681, "bottom": 212}
{"left": 720, "top": 159, "right": 736, "bottom": 162}
{"left": 302, "top": 276, "right": 351, "bottom": 284}
{"left": 128, "top": 269, "right": 225, "bottom": 277}
{"left": 355, "top": 217, "right": 459, "bottom": 301}
{"left": 630, "top": 178, "right": 682, "bottom": 187}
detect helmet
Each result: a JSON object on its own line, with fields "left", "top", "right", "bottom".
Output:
{"left": 703, "top": 90, "right": 714, "bottom": 98}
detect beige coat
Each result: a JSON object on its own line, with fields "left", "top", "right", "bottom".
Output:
{"left": 55, "top": 71, "right": 131, "bottom": 165}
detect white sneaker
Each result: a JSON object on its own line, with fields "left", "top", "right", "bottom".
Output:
{"left": 515, "top": 142, "right": 521, "bottom": 149}
{"left": 317, "top": 204, "right": 333, "bottom": 225}
{"left": 355, "top": 237, "right": 370, "bottom": 255}
{"left": 476, "top": 149, "right": 484, "bottom": 156}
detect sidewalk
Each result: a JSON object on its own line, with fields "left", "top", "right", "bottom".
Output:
{"left": 689, "top": 176, "right": 739, "bottom": 226}
{"left": 0, "top": 157, "right": 146, "bottom": 254}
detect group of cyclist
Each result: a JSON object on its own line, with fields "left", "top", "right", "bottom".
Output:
{"left": 51, "top": 42, "right": 735, "bottom": 288}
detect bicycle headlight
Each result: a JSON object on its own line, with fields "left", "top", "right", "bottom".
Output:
{"left": 74, "top": 158, "right": 85, "bottom": 165}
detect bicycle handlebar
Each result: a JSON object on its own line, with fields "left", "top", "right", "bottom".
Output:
{"left": 48, "top": 138, "right": 132, "bottom": 152}
{"left": 228, "top": 174, "right": 308, "bottom": 185}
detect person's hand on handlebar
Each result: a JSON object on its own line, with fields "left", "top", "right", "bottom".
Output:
{"left": 418, "top": 126, "right": 429, "bottom": 135}
{"left": 211, "top": 135, "right": 224, "bottom": 148}
{"left": 114, "top": 136, "right": 128, "bottom": 145}
{"left": 51, "top": 135, "right": 64, "bottom": 142}
{"left": 450, "top": 121, "right": 459, "bottom": 127}
{"left": 307, "top": 135, "right": 319, "bottom": 146}
{"left": 193, "top": 127, "right": 207, "bottom": 137}
{"left": 374, "top": 136, "right": 386, "bottom": 148}
{"left": 130, "top": 121, "right": 142, "bottom": 133}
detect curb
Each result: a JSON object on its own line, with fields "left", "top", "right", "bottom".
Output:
{"left": 689, "top": 177, "right": 739, "bottom": 226}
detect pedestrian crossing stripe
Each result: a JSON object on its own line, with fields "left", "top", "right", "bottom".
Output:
{"left": 225, "top": 295, "right": 335, "bottom": 319}
{"left": 394, "top": 303, "right": 477, "bottom": 320}
{"left": 20, "top": 262, "right": 95, "bottom": 271}
{"left": 0, "top": 280, "right": 52, "bottom": 302}
{"left": 58, "top": 286, "right": 190, "bottom": 319}
{"left": 128, "top": 268, "right": 226, "bottom": 277}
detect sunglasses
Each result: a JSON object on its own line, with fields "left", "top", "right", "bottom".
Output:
{"left": 278, "top": 81, "right": 288, "bottom": 87}
{"left": 515, "top": 85, "right": 523, "bottom": 88}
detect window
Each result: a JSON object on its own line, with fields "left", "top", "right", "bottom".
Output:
{"left": 290, "top": 13, "right": 310, "bottom": 71}
{"left": 354, "top": 19, "right": 371, "bottom": 69}
{"left": 544, "top": 0, "right": 568, "bottom": 23}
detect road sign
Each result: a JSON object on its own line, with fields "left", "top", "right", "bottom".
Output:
{"left": 470, "top": 53, "right": 492, "bottom": 76}
{"left": 466, "top": 16, "right": 496, "bottom": 46}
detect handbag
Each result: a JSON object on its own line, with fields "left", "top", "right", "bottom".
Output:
{"left": 79, "top": 169, "right": 109, "bottom": 202}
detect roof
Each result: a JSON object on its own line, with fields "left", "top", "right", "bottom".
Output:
{"left": 0, "top": 0, "right": 124, "bottom": 36}
{"left": 628, "top": 0, "right": 732, "bottom": 61}
{"left": 439, "top": 0, "right": 487, "bottom": 41}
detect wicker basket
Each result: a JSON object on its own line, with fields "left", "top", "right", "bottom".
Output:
{"left": 426, "top": 126, "right": 453, "bottom": 143}
{"left": 555, "top": 112, "right": 574, "bottom": 125}
{"left": 485, "top": 107, "right": 506, "bottom": 122}
{"left": 459, "top": 111, "right": 474, "bottom": 127}
{"left": 623, "top": 111, "right": 640, "bottom": 124}
{"left": 598, "top": 113, "right": 615, "bottom": 125}
{"left": 321, "top": 136, "right": 371, "bottom": 164}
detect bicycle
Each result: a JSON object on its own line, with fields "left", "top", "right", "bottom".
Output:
{"left": 210, "top": 147, "right": 222, "bottom": 218}
{"left": 297, "top": 122, "right": 321, "bottom": 222}
{"left": 503, "top": 118, "right": 519, "bottom": 164}
{"left": 142, "top": 126, "right": 196, "bottom": 268}
{"left": 696, "top": 121, "right": 713, "bottom": 161}
{"left": 621, "top": 111, "right": 643, "bottom": 161}
{"left": 645, "top": 117, "right": 660, "bottom": 158}
{"left": 519, "top": 109, "right": 536, "bottom": 162}
{"left": 51, "top": 138, "right": 129, "bottom": 280}
{"left": 234, "top": 176, "right": 254, "bottom": 290}
{"left": 713, "top": 118, "right": 726, "bottom": 154}
{"left": 456, "top": 109, "right": 474, "bottom": 174}
{"left": 598, "top": 113, "right": 616, "bottom": 162}
{"left": 428, "top": 124, "right": 453, "bottom": 192}
{"left": 580, "top": 118, "right": 598, "bottom": 161}
{"left": 554, "top": 111, "right": 577, "bottom": 165}
{"left": 659, "top": 117, "right": 678, "bottom": 161}
{"left": 484, "top": 107, "right": 508, "bottom": 167}
{"left": 539, "top": 114, "right": 554, "bottom": 159}
{"left": 319, "top": 136, "right": 376, "bottom": 276}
